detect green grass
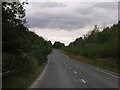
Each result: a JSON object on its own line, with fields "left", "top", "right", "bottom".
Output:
{"left": 3, "top": 63, "right": 46, "bottom": 88}
{"left": 61, "top": 50, "right": 119, "bottom": 75}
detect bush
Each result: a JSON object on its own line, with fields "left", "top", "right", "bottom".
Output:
{"left": 2, "top": 52, "right": 38, "bottom": 76}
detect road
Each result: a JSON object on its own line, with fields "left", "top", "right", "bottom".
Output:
{"left": 30, "top": 49, "right": 119, "bottom": 88}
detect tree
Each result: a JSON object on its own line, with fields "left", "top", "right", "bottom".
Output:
{"left": 2, "top": 1, "right": 52, "bottom": 77}
{"left": 63, "top": 22, "right": 119, "bottom": 59}
{"left": 2, "top": 1, "right": 27, "bottom": 54}
{"left": 53, "top": 41, "right": 65, "bottom": 49}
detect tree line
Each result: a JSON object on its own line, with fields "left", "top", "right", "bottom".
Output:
{"left": 53, "top": 41, "right": 65, "bottom": 49}
{"left": 63, "top": 22, "right": 119, "bottom": 59}
{"left": 2, "top": 1, "right": 52, "bottom": 78}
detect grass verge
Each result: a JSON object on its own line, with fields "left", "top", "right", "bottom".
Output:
{"left": 61, "top": 50, "right": 119, "bottom": 75}
{"left": 3, "top": 63, "right": 46, "bottom": 88}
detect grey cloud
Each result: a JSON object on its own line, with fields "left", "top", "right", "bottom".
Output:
{"left": 28, "top": 2, "right": 66, "bottom": 8}
{"left": 26, "top": 2, "right": 118, "bottom": 30}
{"left": 118, "top": 1, "right": 120, "bottom": 20}
{"left": 26, "top": 11, "right": 91, "bottom": 30}
{"left": 94, "top": 2, "right": 118, "bottom": 10}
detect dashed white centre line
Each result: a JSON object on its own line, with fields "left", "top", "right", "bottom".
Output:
{"left": 74, "top": 71, "right": 77, "bottom": 74}
{"left": 81, "top": 79, "right": 86, "bottom": 83}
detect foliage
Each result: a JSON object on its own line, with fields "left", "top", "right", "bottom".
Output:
{"left": 63, "top": 23, "right": 119, "bottom": 59}
{"left": 53, "top": 41, "right": 65, "bottom": 49}
{"left": 2, "top": 1, "right": 52, "bottom": 80}
{"left": 62, "top": 51, "right": 118, "bottom": 74}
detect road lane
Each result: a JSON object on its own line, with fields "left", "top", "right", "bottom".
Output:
{"left": 31, "top": 49, "right": 118, "bottom": 88}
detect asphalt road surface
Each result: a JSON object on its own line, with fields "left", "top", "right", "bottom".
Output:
{"left": 30, "top": 49, "right": 119, "bottom": 88}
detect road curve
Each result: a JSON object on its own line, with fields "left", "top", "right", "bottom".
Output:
{"left": 30, "top": 49, "right": 118, "bottom": 88}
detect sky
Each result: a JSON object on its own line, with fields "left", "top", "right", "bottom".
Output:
{"left": 25, "top": 0, "right": 119, "bottom": 46}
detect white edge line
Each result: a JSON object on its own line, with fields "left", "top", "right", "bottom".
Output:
{"left": 81, "top": 79, "right": 86, "bottom": 83}
{"left": 95, "top": 68, "right": 119, "bottom": 78}
{"left": 28, "top": 59, "right": 49, "bottom": 88}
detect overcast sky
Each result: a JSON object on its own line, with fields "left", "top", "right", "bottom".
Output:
{"left": 25, "top": 0, "right": 118, "bottom": 45}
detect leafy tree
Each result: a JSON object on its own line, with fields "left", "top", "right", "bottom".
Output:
{"left": 63, "top": 22, "right": 119, "bottom": 59}
{"left": 53, "top": 41, "right": 65, "bottom": 49}
{"left": 2, "top": 1, "right": 52, "bottom": 78}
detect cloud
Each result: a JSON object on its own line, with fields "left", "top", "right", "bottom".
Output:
{"left": 25, "top": 2, "right": 118, "bottom": 45}
{"left": 26, "top": 2, "right": 118, "bottom": 30}
{"left": 28, "top": 0, "right": 119, "bottom": 2}
{"left": 26, "top": 2, "right": 66, "bottom": 9}
{"left": 30, "top": 26, "right": 91, "bottom": 45}
{"left": 118, "top": 1, "right": 120, "bottom": 20}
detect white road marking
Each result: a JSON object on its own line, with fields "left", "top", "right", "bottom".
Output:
{"left": 81, "top": 79, "right": 86, "bottom": 83}
{"left": 95, "top": 68, "right": 119, "bottom": 78}
{"left": 29, "top": 59, "right": 49, "bottom": 88}
{"left": 69, "top": 67, "right": 71, "bottom": 69}
{"left": 74, "top": 71, "right": 77, "bottom": 74}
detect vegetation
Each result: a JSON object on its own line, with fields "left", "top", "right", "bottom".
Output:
{"left": 53, "top": 41, "right": 65, "bottom": 49}
{"left": 2, "top": 1, "right": 52, "bottom": 88}
{"left": 62, "top": 23, "right": 119, "bottom": 73}
{"left": 3, "top": 63, "right": 46, "bottom": 88}
{"left": 62, "top": 51, "right": 118, "bottom": 74}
